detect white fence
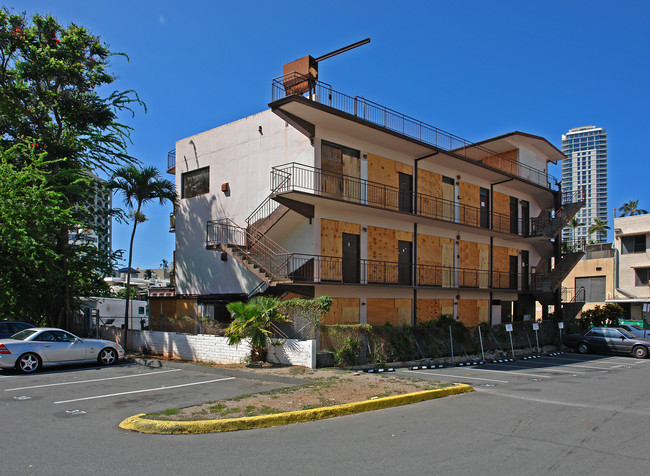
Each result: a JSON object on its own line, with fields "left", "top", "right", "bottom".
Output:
{"left": 100, "top": 328, "right": 316, "bottom": 369}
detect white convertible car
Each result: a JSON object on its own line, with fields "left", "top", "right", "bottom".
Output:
{"left": 0, "top": 328, "right": 125, "bottom": 373}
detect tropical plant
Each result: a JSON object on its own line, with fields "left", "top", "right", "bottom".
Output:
{"left": 225, "top": 297, "right": 289, "bottom": 362}
{"left": 588, "top": 218, "right": 609, "bottom": 242}
{"left": 0, "top": 10, "right": 142, "bottom": 327}
{"left": 618, "top": 200, "right": 648, "bottom": 217}
{"left": 110, "top": 166, "right": 176, "bottom": 334}
{"left": 0, "top": 144, "right": 112, "bottom": 322}
{"left": 567, "top": 216, "right": 585, "bottom": 243}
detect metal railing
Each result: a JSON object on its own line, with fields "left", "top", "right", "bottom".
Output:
{"left": 530, "top": 187, "right": 586, "bottom": 236}
{"left": 246, "top": 170, "right": 291, "bottom": 227}
{"left": 287, "top": 254, "right": 525, "bottom": 290}
{"left": 206, "top": 218, "right": 292, "bottom": 281}
{"left": 272, "top": 73, "right": 556, "bottom": 189}
{"left": 167, "top": 149, "right": 175, "bottom": 170}
{"left": 271, "top": 163, "right": 530, "bottom": 235}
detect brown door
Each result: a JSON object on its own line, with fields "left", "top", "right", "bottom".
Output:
{"left": 510, "top": 197, "right": 519, "bottom": 234}
{"left": 521, "top": 200, "right": 530, "bottom": 237}
{"left": 342, "top": 233, "right": 360, "bottom": 283}
{"left": 398, "top": 173, "right": 413, "bottom": 213}
{"left": 480, "top": 188, "right": 490, "bottom": 229}
{"left": 509, "top": 255, "right": 518, "bottom": 290}
{"left": 398, "top": 240, "right": 412, "bottom": 285}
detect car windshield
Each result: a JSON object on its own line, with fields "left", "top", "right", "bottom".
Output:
{"left": 10, "top": 329, "right": 38, "bottom": 340}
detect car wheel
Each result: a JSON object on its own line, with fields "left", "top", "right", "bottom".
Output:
{"left": 577, "top": 342, "right": 590, "bottom": 354}
{"left": 98, "top": 348, "right": 118, "bottom": 366}
{"left": 632, "top": 346, "right": 648, "bottom": 359}
{"left": 16, "top": 353, "right": 41, "bottom": 373}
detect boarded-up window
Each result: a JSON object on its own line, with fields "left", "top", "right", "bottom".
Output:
{"left": 575, "top": 276, "right": 606, "bottom": 302}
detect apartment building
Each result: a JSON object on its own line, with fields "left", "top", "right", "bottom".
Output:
{"left": 561, "top": 126, "right": 608, "bottom": 243}
{"left": 609, "top": 215, "right": 650, "bottom": 320}
{"left": 169, "top": 69, "right": 585, "bottom": 326}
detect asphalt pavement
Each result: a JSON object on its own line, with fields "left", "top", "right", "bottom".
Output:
{"left": 2, "top": 353, "right": 650, "bottom": 475}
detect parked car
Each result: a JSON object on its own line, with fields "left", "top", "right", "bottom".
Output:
{"left": 0, "top": 328, "right": 125, "bottom": 373}
{"left": 617, "top": 324, "right": 650, "bottom": 339}
{"left": 565, "top": 327, "right": 650, "bottom": 359}
{"left": 0, "top": 321, "right": 33, "bottom": 339}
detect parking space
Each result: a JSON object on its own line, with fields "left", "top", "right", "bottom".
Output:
{"left": 397, "top": 352, "right": 650, "bottom": 392}
{"left": 0, "top": 361, "right": 295, "bottom": 429}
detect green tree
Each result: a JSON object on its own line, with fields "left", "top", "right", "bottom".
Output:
{"left": 618, "top": 200, "right": 648, "bottom": 217}
{"left": 567, "top": 216, "right": 585, "bottom": 243}
{"left": 110, "top": 165, "right": 175, "bottom": 334}
{"left": 0, "top": 10, "right": 142, "bottom": 327}
{"left": 225, "top": 297, "right": 289, "bottom": 362}
{"left": 0, "top": 144, "right": 111, "bottom": 323}
{"left": 588, "top": 218, "right": 609, "bottom": 243}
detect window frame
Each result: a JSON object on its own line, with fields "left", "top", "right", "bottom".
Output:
{"left": 181, "top": 167, "right": 210, "bottom": 199}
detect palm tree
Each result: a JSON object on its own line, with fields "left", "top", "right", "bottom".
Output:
{"left": 618, "top": 200, "right": 648, "bottom": 217}
{"left": 567, "top": 216, "right": 585, "bottom": 244}
{"left": 225, "top": 297, "right": 288, "bottom": 362}
{"left": 110, "top": 166, "right": 176, "bottom": 335}
{"left": 588, "top": 218, "right": 610, "bottom": 243}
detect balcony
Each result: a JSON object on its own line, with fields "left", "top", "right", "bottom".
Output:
{"left": 271, "top": 73, "right": 556, "bottom": 190}
{"left": 206, "top": 219, "right": 525, "bottom": 291}
{"left": 271, "top": 163, "right": 535, "bottom": 237}
{"left": 288, "top": 254, "right": 523, "bottom": 290}
{"left": 167, "top": 149, "right": 176, "bottom": 175}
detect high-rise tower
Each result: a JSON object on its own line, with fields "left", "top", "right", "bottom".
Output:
{"left": 561, "top": 126, "right": 608, "bottom": 243}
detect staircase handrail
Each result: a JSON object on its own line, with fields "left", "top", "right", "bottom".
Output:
{"left": 207, "top": 218, "right": 292, "bottom": 280}
{"left": 246, "top": 170, "right": 292, "bottom": 227}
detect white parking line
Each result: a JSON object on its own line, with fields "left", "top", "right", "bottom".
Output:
{"left": 403, "top": 370, "right": 509, "bottom": 384}
{"left": 505, "top": 365, "right": 585, "bottom": 375}
{"left": 470, "top": 367, "right": 550, "bottom": 378}
{"left": 539, "top": 357, "right": 621, "bottom": 370}
{"left": 5, "top": 369, "right": 182, "bottom": 392}
{"left": 53, "top": 377, "right": 236, "bottom": 404}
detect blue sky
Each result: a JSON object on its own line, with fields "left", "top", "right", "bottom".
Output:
{"left": 8, "top": 0, "right": 650, "bottom": 269}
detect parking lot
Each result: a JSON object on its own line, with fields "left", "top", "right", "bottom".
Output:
{"left": 0, "top": 360, "right": 299, "bottom": 431}
{"left": 2, "top": 353, "right": 650, "bottom": 475}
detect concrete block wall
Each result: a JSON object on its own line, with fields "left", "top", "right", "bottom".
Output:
{"left": 99, "top": 327, "right": 315, "bottom": 368}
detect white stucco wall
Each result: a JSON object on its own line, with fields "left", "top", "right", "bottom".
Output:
{"left": 174, "top": 110, "right": 314, "bottom": 296}
{"left": 105, "top": 328, "right": 316, "bottom": 368}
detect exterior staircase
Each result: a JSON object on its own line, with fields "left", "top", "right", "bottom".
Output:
{"left": 561, "top": 286, "right": 586, "bottom": 319}
{"left": 246, "top": 195, "right": 290, "bottom": 238}
{"left": 530, "top": 188, "right": 586, "bottom": 238}
{"left": 206, "top": 218, "right": 293, "bottom": 285}
{"left": 532, "top": 244, "right": 585, "bottom": 294}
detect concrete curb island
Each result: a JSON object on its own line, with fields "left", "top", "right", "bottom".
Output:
{"left": 119, "top": 384, "right": 474, "bottom": 434}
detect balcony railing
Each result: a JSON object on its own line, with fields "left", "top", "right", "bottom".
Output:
{"left": 287, "top": 254, "right": 524, "bottom": 290}
{"left": 272, "top": 73, "right": 556, "bottom": 190}
{"left": 167, "top": 149, "right": 176, "bottom": 170}
{"left": 271, "top": 163, "right": 533, "bottom": 236}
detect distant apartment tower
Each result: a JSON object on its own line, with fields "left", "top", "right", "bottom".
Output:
{"left": 69, "top": 174, "right": 112, "bottom": 254}
{"left": 561, "top": 126, "right": 608, "bottom": 242}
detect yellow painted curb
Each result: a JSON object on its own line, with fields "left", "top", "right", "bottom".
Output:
{"left": 119, "top": 383, "right": 474, "bottom": 434}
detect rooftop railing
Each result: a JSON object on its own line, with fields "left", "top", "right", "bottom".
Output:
{"left": 272, "top": 73, "right": 557, "bottom": 190}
